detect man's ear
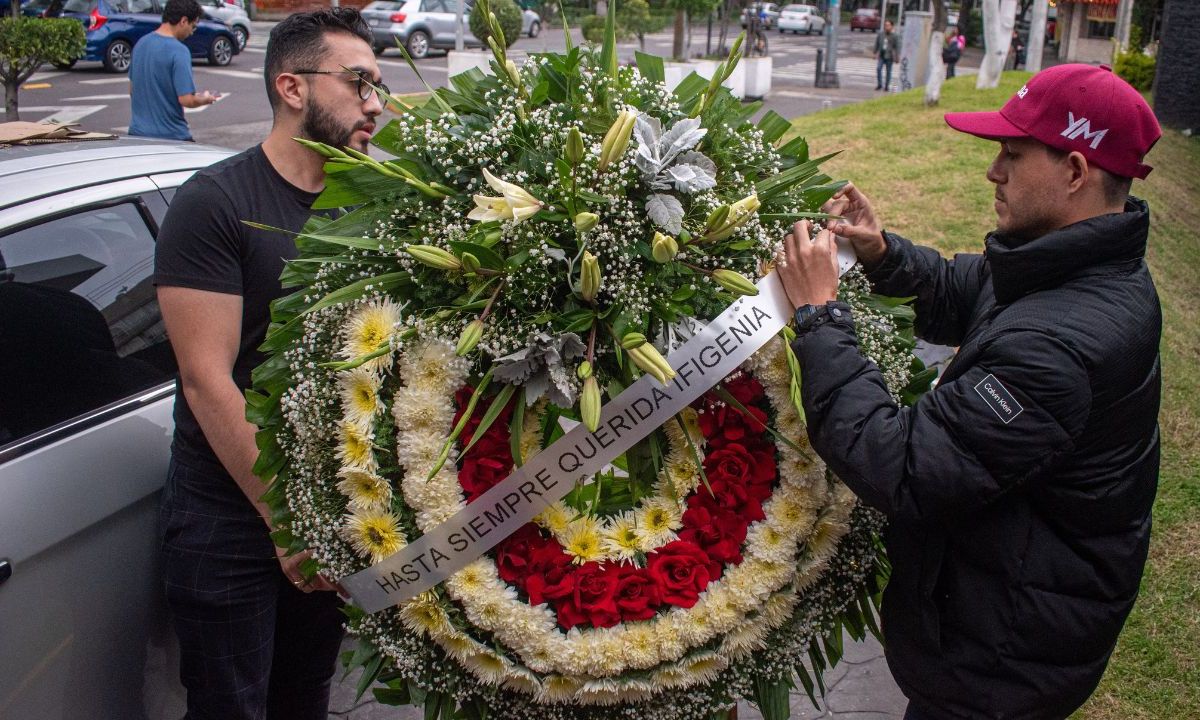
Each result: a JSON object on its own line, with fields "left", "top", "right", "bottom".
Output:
{"left": 274, "top": 73, "right": 306, "bottom": 113}
{"left": 1065, "top": 151, "right": 1089, "bottom": 196}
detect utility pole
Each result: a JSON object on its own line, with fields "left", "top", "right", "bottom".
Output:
{"left": 823, "top": 0, "right": 841, "bottom": 80}
{"left": 1114, "top": 0, "right": 1135, "bottom": 50}
{"left": 455, "top": 0, "right": 465, "bottom": 51}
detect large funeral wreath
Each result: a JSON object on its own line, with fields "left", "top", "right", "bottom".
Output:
{"left": 249, "top": 5, "right": 933, "bottom": 718}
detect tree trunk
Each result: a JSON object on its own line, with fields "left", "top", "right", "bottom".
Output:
{"left": 924, "top": 0, "right": 947, "bottom": 105}
{"left": 673, "top": 8, "right": 685, "bottom": 60}
{"left": 10, "top": 0, "right": 20, "bottom": 18}
{"left": 717, "top": 0, "right": 734, "bottom": 55}
{"left": 976, "top": 0, "right": 1016, "bottom": 88}
{"left": 4, "top": 79, "right": 19, "bottom": 121}
{"left": 1025, "top": 0, "right": 1047, "bottom": 72}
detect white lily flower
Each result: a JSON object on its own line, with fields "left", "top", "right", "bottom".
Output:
{"left": 466, "top": 168, "right": 542, "bottom": 223}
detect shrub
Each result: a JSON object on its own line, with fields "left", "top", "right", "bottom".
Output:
{"left": 1, "top": 17, "right": 85, "bottom": 120}
{"left": 1114, "top": 48, "right": 1155, "bottom": 92}
{"left": 580, "top": 14, "right": 606, "bottom": 43}
{"left": 469, "top": 0, "right": 523, "bottom": 49}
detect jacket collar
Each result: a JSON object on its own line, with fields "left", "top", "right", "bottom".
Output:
{"left": 985, "top": 197, "right": 1150, "bottom": 305}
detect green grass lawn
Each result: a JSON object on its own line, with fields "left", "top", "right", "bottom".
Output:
{"left": 786, "top": 73, "right": 1200, "bottom": 719}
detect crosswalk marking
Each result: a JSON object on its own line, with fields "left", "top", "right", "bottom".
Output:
{"left": 66, "top": 93, "right": 131, "bottom": 101}
{"left": 19, "top": 105, "right": 107, "bottom": 125}
{"left": 198, "top": 68, "right": 261, "bottom": 79}
{"left": 80, "top": 77, "right": 133, "bottom": 85}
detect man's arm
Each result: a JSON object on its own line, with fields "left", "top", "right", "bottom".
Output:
{"left": 178, "top": 91, "right": 217, "bottom": 108}
{"left": 793, "top": 319, "right": 1092, "bottom": 523}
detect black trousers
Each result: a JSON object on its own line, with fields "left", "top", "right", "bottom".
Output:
{"left": 158, "top": 458, "right": 345, "bottom": 720}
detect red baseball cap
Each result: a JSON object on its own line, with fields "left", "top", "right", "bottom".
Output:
{"left": 944, "top": 64, "right": 1161, "bottom": 179}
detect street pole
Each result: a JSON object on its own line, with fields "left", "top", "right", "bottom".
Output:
{"left": 455, "top": 0, "right": 464, "bottom": 51}
{"left": 824, "top": 0, "right": 840, "bottom": 78}
{"left": 1114, "top": 0, "right": 1134, "bottom": 51}
{"left": 1026, "top": 0, "right": 1047, "bottom": 72}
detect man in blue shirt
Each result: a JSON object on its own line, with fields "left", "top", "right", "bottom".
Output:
{"left": 129, "top": 0, "right": 215, "bottom": 141}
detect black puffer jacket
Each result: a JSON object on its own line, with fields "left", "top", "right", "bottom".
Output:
{"left": 792, "top": 199, "right": 1161, "bottom": 720}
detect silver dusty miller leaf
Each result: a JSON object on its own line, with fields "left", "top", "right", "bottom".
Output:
{"left": 646, "top": 193, "right": 684, "bottom": 235}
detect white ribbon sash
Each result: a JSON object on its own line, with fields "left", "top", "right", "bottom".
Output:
{"left": 342, "top": 272, "right": 798, "bottom": 612}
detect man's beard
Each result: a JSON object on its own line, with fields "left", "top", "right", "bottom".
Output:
{"left": 302, "top": 100, "right": 369, "bottom": 152}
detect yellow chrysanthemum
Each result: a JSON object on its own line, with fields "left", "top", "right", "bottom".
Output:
{"left": 336, "top": 421, "right": 376, "bottom": 471}
{"left": 635, "top": 497, "right": 682, "bottom": 547}
{"left": 519, "top": 400, "right": 547, "bottom": 463}
{"left": 720, "top": 621, "right": 770, "bottom": 657}
{"left": 601, "top": 512, "right": 642, "bottom": 562}
{"left": 534, "top": 501, "right": 573, "bottom": 535}
{"left": 621, "top": 622, "right": 661, "bottom": 669}
{"left": 342, "top": 508, "right": 405, "bottom": 563}
{"left": 461, "top": 650, "right": 508, "bottom": 686}
{"left": 433, "top": 629, "right": 476, "bottom": 661}
{"left": 336, "top": 468, "right": 392, "bottom": 511}
{"left": 681, "top": 652, "right": 728, "bottom": 684}
{"left": 338, "top": 367, "right": 382, "bottom": 427}
{"left": 398, "top": 592, "right": 451, "bottom": 636}
{"left": 341, "top": 299, "right": 401, "bottom": 372}
{"left": 561, "top": 515, "right": 604, "bottom": 564}
{"left": 501, "top": 667, "right": 542, "bottom": 696}
{"left": 537, "top": 675, "right": 583, "bottom": 704}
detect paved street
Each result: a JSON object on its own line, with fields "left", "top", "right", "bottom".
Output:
{"left": 14, "top": 20, "right": 972, "bottom": 150}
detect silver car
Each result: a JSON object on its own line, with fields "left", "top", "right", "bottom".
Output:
{"left": 0, "top": 137, "right": 233, "bottom": 719}
{"left": 199, "top": 0, "right": 251, "bottom": 51}
{"left": 363, "top": 0, "right": 539, "bottom": 58}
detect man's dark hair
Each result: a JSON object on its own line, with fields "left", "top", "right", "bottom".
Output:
{"left": 162, "top": 0, "right": 202, "bottom": 25}
{"left": 1045, "top": 144, "right": 1134, "bottom": 206}
{"left": 264, "top": 8, "right": 373, "bottom": 111}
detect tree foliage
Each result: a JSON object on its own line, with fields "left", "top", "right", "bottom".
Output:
{"left": 469, "top": 0, "right": 523, "bottom": 48}
{"left": 1, "top": 17, "right": 86, "bottom": 120}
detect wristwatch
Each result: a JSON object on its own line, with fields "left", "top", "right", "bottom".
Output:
{"left": 793, "top": 301, "right": 852, "bottom": 333}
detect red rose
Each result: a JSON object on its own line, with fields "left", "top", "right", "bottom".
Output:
{"left": 525, "top": 544, "right": 575, "bottom": 607}
{"left": 547, "top": 562, "right": 622, "bottom": 630}
{"left": 697, "top": 403, "right": 769, "bottom": 446}
{"left": 458, "top": 430, "right": 513, "bottom": 501}
{"left": 495, "top": 523, "right": 551, "bottom": 585}
{"left": 680, "top": 505, "right": 748, "bottom": 578}
{"left": 613, "top": 566, "right": 663, "bottom": 621}
{"left": 704, "top": 441, "right": 776, "bottom": 489}
{"left": 689, "top": 473, "right": 766, "bottom": 524}
{"left": 646, "top": 541, "right": 713, "bottom": 608}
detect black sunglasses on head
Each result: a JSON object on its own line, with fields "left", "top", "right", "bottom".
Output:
{"left": 293, "top": 69, "right": 390, "bottom": 102}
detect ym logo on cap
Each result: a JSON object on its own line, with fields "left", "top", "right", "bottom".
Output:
{"left": 1061, "top": 112, "right": 1108, "bottom": 149}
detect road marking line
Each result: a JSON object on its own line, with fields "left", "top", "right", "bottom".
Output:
{"left": 20, "top": 105, "right": 108, "bottom": 124}
{"left": 198, "top": 68, "right": 261, "bottom": 79}
{"left": 66, "top": 93, "right": 131, "bottom": 101}
{"left": 22, "top": 83, "right": 52, "bottom": 89}
{"left": 27, "top": 71, "right": 66, "bottom": 82}
{"left": 80, "top": 77, "right": 133, "bottom": 85}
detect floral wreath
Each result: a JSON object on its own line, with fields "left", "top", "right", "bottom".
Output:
{"left": 250, "top": 5, "right": 930, "bottom": 718}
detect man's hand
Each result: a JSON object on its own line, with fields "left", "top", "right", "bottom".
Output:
{"left": 822, "top": 182, "right": 887, "bottom": 269}
{"left": 779, "top": 220, "right": 840, "bottom": 312}
{"left": 278, "top": 546, "right": 341, "bottom": 594}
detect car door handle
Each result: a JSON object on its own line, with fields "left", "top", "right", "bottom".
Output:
{"left": 0, "top": 558, "right": 10, "bottom": 586}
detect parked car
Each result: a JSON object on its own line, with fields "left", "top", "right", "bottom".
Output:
{"left": 0, "top": 136, "right": 235, "bottom": 719}
{"left": 199, "top": 0, "right": 251, "bottom": 51}
{"left": 27, "top": 0, "right": 240, "bottom": 72}
{"left": 363, "top": 0, "right": 540, "bottom": 58}
{"left": 849, "top": 6, "right": 880, "bottom": 31}
{"left": 740, "top": 2, "right": 780, "bottom": 29}
{"left": 777, "top": 3, "right": 824, "bottom": 34}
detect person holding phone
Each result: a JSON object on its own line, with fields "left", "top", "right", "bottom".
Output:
{"left": 129, "top": 0, "right": 216, "bottom": 141}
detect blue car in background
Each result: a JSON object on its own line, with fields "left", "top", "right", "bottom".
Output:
{"left": 24, "top": 0, "right": 239, "bottom": 72}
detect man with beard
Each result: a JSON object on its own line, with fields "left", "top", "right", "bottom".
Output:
{"left": 153, "top": 9, "right": 383, "bottom": 718}
{"left": 777, "top": 65, "right": 1162, "bottom": 719}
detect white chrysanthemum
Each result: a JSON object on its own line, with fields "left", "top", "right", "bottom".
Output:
{"left": 807, "top": 514, "right": 851, "bottom": 564}
{"left": 654, "top": 615, "right": 687, "bottom": 662}
{"left": 394, "top": 431, "right": 446, "bottom": 476}
{"left": 761, "top": 590, "right": 799, "bottom": 629}
{"left": 461, "top": 650, "right": 509, "bottom": 686}
{"left": 401, "top": 474, "right": 466, "bottom": 510}
{"left": 656, "top": 450, "right": 700, "bottom": 500}
{"left": 680, "top": 652, "right": 728, "bottom": 685}
{"left": 766, "top": 492, "right": 817, "bottom": 535}
{"left": 416, "top": 503, "right": 464, "bottom": 530}
{"left": 391, "top": 385, "right": 454, "bottom": 432}
{"left": 651, "top": 665, "right": 690, "bottom": 689}
{"left": 720, "top": 620, "right": 771, "bottom": 658}
{"left": 432, "top": 629, "right": 476, "bottom": 662}
{"left": 338, "top": 367, "right": 383, "bottom": 429}
{"left": 341, "top": 508, "right": 405, "bottom": 563}
{"left": 336, "top": 421, "right": 376, "bottom": 471}
{"left": 399, "top": 338, "right": 468, "bottom": 395}
{"left": 722, "top": 564, "right": 773, "bottom": 611}
{"left": 601, "top": 511, "right": 642, "bottom": 562}
{"left": 697, "top": 586, "right": 742, "bottom": 634}
{"left": 673, "top": 602, "right": 716, "bottom": 645}
{"left": 534, "top": 501, "right": 574, "bottom": 534}
{"left": 501, "top": 666, "right": 542, "bottom": 696}
{"left": 746, "top": 523, "right": 797, "bottom": 564}
{"left": 560, "top": 514, "right": 604, "bottom": 564}
{"left": 621, "top": 621, "right": 661, "bottom": 669}
{"left": 341, "top": 299, "right": 401, "bottom": 372}
{"left": 577, "top": 678, "right": 651, "bottom": 705}
{"left": 537, "top": 675, "right": 583, "bottom": 704}
{"left": 398, "top": 592, "right": 451, "bottom": 637}
{"left": 336, "top": 468, "right": 392, "bottom": 511}
{"left": 636, "top": 497, "right": 682, "bottom": 547}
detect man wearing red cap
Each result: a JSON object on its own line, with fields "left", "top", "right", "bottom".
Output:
{"left": 777, "top": 64, "right": 1163, "bottom": 719}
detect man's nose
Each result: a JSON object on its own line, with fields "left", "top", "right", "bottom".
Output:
{"left": 986, "top": 154, "right": 1004, "bottom": 185}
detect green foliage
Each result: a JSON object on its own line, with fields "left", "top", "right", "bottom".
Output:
{"left": 469, "top": 0, "right": 522, "bottom": 48}
{"left": 579, "top": 0, "right": 668, "bottom": 46}
{"left": 0, "top": 16, "right": 85, "bottom": 92}
{"left": 1114, "top": 48, "right": 1156, "bottom": 92}
{"left": 580, "top": 14, "right": 606, "bottom": 43}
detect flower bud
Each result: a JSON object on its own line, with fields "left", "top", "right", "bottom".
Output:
{"left": 712, "top": 269, "right": 759, "bottom": 297}
{"left": 705, "top": 204, "right": 730, "bottom": 233}
{"left": 406, "top": 244, "right": 462, "bottom": 271}
{"left": 704, "top": 194, "right": 761, "bottom": 242}
{"left": 574, "top": 212, "right": 599, "bottom": 233}
{"left": 456, "top": 319, "right": 484, "bottom": 356}
{"left": 577, "top": 360, "right": 593, "bottom": 379}
{"left": 460, "top": 252, "right": 481, "bottom": 274}
{"left": 579, "top": 251, "right": 600, "bottom": 302}
{"left": 620, "top": 332, "right": 647, "bottom": 350}
{"left": 580, "top": 376, "right": 601, "bottom": 432}
{"left": 565, "top": 127, "right": 585, "bottom": 165}
{"left": 651, "top": 232, "right": 679, "bottom": 263}
{"left": 505, "top": 59, "right": 521, "bottom": 87}
{"left": 628, "top": 344, "right": 675, "bottom": 384}
{"left": 598, "top": 109, "right": 637, "bottom": 171}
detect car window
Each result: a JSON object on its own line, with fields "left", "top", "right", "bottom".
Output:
{"left": 0, "top": 200, "right": 177, "bottom": 446}
{"left": 124, "top": 0, "right": 155, "bottom": 12}
{"left": 421, "top": 0, "right": 448, "bottom": 12}
{"left": 62, "top": 0, "right": 97, "bottom": 12}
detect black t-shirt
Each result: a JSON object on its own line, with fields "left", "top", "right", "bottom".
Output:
{"left": 155, "top": 144, "right": 319, "bottom": 477}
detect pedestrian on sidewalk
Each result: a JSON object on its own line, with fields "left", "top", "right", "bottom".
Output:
{"left": 128, "top": 0, "right": 216, "bottom": 141}
{"left": 154, "top": 8, "right": 385, "bottom": 719}
{"left": 777, "top": 64, "right": 1162, "bottom": 720}
{"left": 942, "top": 25, "right": 963, "bottom": 78}
{"left": 874, "top": 19, "right": 899, "bottom": 91}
